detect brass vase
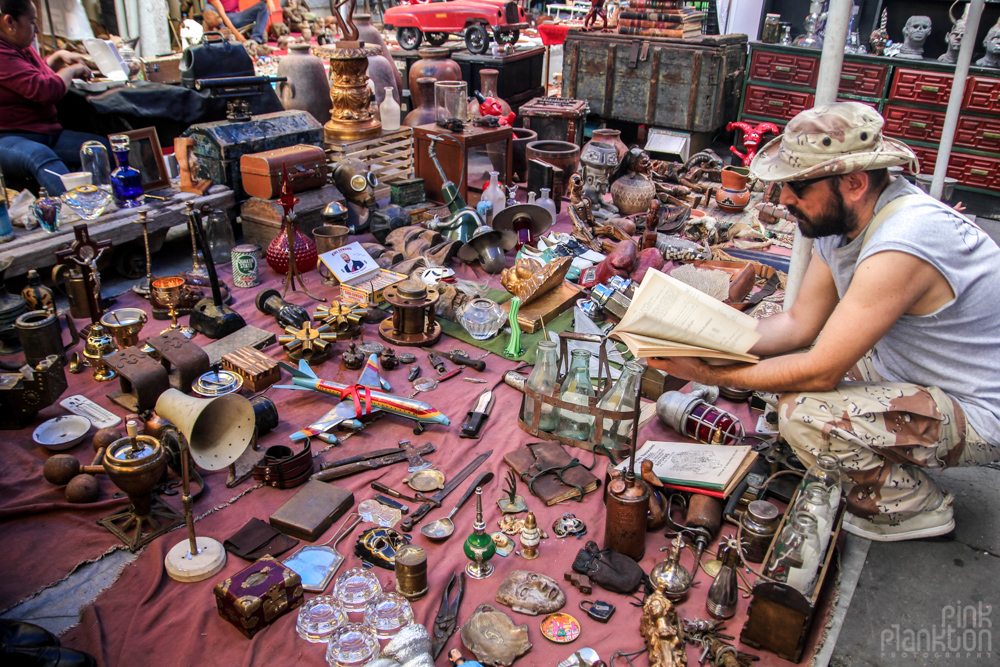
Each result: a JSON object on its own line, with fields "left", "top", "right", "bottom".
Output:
{"left": 321, "top": 41, "right": 382, "bottom": 142}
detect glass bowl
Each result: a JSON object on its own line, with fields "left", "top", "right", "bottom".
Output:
{"left": 297, "top": 596, "right": 347, "bottom": 643}
{"left": 332, "top": 567, "right": 382, "bottom": 612}
{"left": 324, "top": 623, "right": 379, "bottom": 666}
{"left": 457, "top": 298, "right": 506, "bottom": 340}
{"left": 363, "top": 592, "right": 414, "bottom": 640}
{"left": 62, "top": 185, "right": 112, "bottom": 220}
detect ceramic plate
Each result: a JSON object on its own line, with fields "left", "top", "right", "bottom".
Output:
{"left": 33, "top": 415, "right": 91, "bottom": 450}
{"left": 541, "top": 612, "right": 581, "bottom": 644}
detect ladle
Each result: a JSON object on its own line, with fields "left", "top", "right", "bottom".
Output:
{"left": 420, "top": 471, "right": 494, "bottom": 541}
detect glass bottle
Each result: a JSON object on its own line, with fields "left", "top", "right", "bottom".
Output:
{"left": 765, "top": 513, "right": 822, "bottom": 596}
{"left": 117, "top": 41, "right": 144, "bottom": 82}
{"left": 793, "top": 483, "right": 833, "bottom": 556}
{"left": 555, "top": 349, "right": 596, "bottom": 441}
{"left": 799, "top": 453, "right": 842, "bottom": 516}
{"left": 203, "top": 208, "right": 236, "bottom": 265}
{"left": 526, "top": 191, "right": 537, "bottom": 204}
{"left": 379, "top": 87, "right": 400, "bottom": 131}
{"left": 109, "top": 134, "right": 144, "bottom": 208}
{"left": 537, "top": 187, "right": 557, "bottom": 221}
{"left": 594, "top": 360, "right": 642, "bottom": 450}
{"left": 522, "top": 341, "right": 559, "bottom": 431}
{"left": 80, "top": 141, "right": 112, "bottom": 193}
{"left": 0, "top": 164, "right": 12, "bottom": 243}
{"left": 482, "top": 171, "right": 506, "bottom": 216}
{"left": 31, "top": 187, "right": 61, "bottom": 233}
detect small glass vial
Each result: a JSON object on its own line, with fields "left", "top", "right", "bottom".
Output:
{"left": 522, "top": 340, "right": 559, "bottom": 431}
{"left": 536, "top": 187, "right": 557, "bottom": 221}
{"left": 109, "top": 134, "right": 144, "bottom": 208}
{"left": 379, "top": 87, "right": 400, "bottom": 131}
{"left": 555, "top": 349, "right": 596, "bottom": 441}
{"left": 799, "top": 453, "right": 842, "bottom": 516}
{"left": 594, "top": 360, "right": 642, "bottom": 449}
{"left": 482, "top": 171, "right": 506, "bottom": 215}
{"left": 527, "top": 191, "right": 537, "bottom": 204}
{"left": 765, "top": 513, "right": 822, "bottom": 596}
{"left": 80, "top": 141, "right": 112, "bottom": 192}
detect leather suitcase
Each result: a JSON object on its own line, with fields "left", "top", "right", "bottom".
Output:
{"left": 143, "top": 54, "right": 182, "bottom": 84}
{"left": 213, "top": 555, "right": 304, "bottom": 639}
{"left": 240, "top": 144, "right": 327, "bottom": 199}
{"left": 180, "top": 31, "right": 254, "bottom": 89}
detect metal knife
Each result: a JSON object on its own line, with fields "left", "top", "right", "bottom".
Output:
{"left": 400, "top": 450, "right": 493, "bottom": 532}
{"left": 311, "top": 443, "right": 435, "bottom": 482}
{"left": 460, "top": 389, "right": 494, "bottom": 439}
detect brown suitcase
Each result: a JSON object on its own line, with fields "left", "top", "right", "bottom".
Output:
{"left": 143, "top": 54, "right": 182, "bottom": 84}
{"left": 240, "top": 144, "right": 327, "bottom": 199}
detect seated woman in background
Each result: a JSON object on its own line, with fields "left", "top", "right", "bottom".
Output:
{"left": 0, "top": 0, "right": 109, "bottom": 195}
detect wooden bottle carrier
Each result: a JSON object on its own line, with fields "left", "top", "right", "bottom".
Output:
{"left": 517, "top": 332, "right": 638, "bottom": 456}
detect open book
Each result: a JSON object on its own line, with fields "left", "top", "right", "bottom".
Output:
{"left": 618, "top": 440, "right": 758, "bottom": 497}
{"left": 609, "top": 269, "right": 761, "bottom": 364}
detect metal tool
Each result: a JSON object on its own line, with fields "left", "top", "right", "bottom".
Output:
{"left": 283, "top": 513, "right": 361, "bottom": 592}
{"left": 427, "top": 352, "right": 446, "bottom": 373}
{"left": 400, "top": 440, "right": 433, "bottom": 472}
{"left": 371, "top": 482, "right": 422, "bottom": 503}
{"left": 311, "top": 443, "right": 435, "bottom": 482}
{"left": 431, "top": 571, "right": 466, "bottom": 659}
{"left": 400, "top": 450, "right": 493, "bottom": 532}
{"left": 420, "top": 471, "right": 494, "bottom": 541}
{"left": 460, "top": 388, "right": 494, "bottom": 439}
{"left": 438, "top": 349, "right": 486, "bottom": 372}
{"left": 374, "top": 494, "right": 409, "bottom": 514}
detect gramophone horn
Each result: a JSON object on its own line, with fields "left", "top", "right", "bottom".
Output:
{"left": 154, "top": 389, "right": 255, "bottom": 471}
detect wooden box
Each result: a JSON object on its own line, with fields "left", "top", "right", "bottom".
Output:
{"left": 324, "top": 126, "right": 414, "bottom": 185}
{"left": 239, "top": 183, "right": 344, "bottom": 248}
{"left": 340, "top": 268, "right": 406, "bottom": 305}
{"left": 412, "top": 124, "right": 512, "bottom": 204}
{"left": 562, "top": 31, "right": 747, "bottom": 132}
{"left": 222, "top": 346, "right": 280, "bottom": 392}
{"left": 240, "top": 144, "right": 327, "bottom": 199}
{"left": 519, "top": 97, "right": 588, "bottom": 145}
{"left": 214, "top": 556, "right": 304, "bottom": 639}
{"left": 143, "top": 54, "right": 182, "bottom": 84}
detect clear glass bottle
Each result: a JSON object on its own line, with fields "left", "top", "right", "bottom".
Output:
{"left": 522, "top": 340, "right": 559, "bottom": 431}
{"left": 594, "top": 360, "right": 642, "bottom": 450}
{"left": 0, "top": 164, "right": 12, "bottom": 243}
{"left": 765, "top": 513, "right": 822, "bottom": 596}
{"left": 482, "top": 171, "right": 506, "bottom": 215}
{"left": 117, "top": 41, "right": 144, "bottom": 82}
{"left": 536, "top": 187, "right": 557, "bottom": 221}
{"left": 109, "top": 134, "right": 144, "bottom": 208}
{"left": 799, "top": 453, "right": 842, "bottom": 516}
{"left": 792, "top": 483, "right": 833, "bottom": 556}
{"left": 555, "top": 349, "right": 596, "bottom": 441}
{"left": 526, "top": 191, "right": 537, "bottom": 204}
{"left": 80, "top": 141, "right": 112, "bottom": 193}
{"left": 379, "top": 87, "right": 400, "bottom": 131}
{"left": 31, "top": 188, "right": 61, "bottom": 233}
{"left": 203, "top": 208, "right": 236, "bottom": 265}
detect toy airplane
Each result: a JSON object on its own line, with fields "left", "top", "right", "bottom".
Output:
{"left": 276, "top": 355, "right": 450, "bottom": 442}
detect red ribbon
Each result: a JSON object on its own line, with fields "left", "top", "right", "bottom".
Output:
{"left": 339, "top": 384, "right": 373, "bottom": 418}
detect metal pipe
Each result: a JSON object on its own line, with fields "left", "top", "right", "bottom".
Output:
{"left": 930, "top": 0, "right": 985, "bottom": 201}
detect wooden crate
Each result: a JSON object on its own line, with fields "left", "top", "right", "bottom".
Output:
{"left": 324, "top": 126, "right": 414, "bottom": 185}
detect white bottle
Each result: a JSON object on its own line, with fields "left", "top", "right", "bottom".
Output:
{"left": 537, "top": 187, "right": 557, "bottom": 221}
{"left": 482, "top": 171, "right": 506, "bottom": 215}
{"left": 379, "top": 87, "right": 400, "bottom": 131}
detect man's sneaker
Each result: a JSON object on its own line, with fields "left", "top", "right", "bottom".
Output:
{"left": 842, "top": 492, "right": 955, "bottom": 542}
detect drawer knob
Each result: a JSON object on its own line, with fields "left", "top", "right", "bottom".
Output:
{"left": 970, "top": 168, "right": 990, "bottom": 177}
{"left": 840, "top": 74, "right": 857, "bottom": 81}
{"left": 774, "top": 65, "right": 792, "bottom": 72}
{"left": 920, "top": 85, "right": 940, "bottom": 93}
{"left": 909, "top": 121, "right": 927, "bottom": 129}
{"left": 767, "top": 100, "right": 785, "bottom": 107}
{"left": 982, "top": 132, "right": 1000, "bottom": 140}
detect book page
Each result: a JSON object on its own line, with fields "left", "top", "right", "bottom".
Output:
{"left": 616, "top": 440, "right": 753, "bottom": 490}
{"left": 613, "top": 269, "right": 761, "bottom": 355}
{"left": 613, "top": 331, "right": 758, "bottom": 363}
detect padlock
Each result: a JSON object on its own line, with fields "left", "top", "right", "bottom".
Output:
{"left": 579, "top": 599, "right": 615, "bottom": 623}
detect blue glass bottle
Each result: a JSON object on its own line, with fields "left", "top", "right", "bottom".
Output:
{"left": 109, "top": 134, "right": 144, "bottom": 208}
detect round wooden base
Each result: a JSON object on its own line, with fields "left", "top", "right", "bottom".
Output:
{"left": 164, "top": 536, "right": 227, "bottom": 582}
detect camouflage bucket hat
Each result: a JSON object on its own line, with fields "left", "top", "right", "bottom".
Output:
{"left": 749, "top": 102, "right": 919, "bottom": 182}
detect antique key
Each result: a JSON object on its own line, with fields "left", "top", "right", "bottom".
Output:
{"left": 579, "top": 599, "right": 615, "bottom": 623}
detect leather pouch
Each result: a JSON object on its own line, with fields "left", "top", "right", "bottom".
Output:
{"left": 224, "top": 518, "right": 299, "bottom": 561}
{"left": 240, "top": 144, "right": 327, "bottom": 199}
{"left": 503, "top": 442, "right": 600, "bottom": 506}
{"left": 571, "top": 540, "right": 646, "bottom": 594}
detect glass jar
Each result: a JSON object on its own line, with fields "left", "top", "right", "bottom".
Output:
{"left": 31, "top": 188, "right": 61, "bottom": 233}
{"left": 434, "top": 80, "right": 467, "bottom": 125}
{"left": 109, "top": 134, "right": 144, "bottom": 208}
{"left": 203, "top": 208, "right": 236, "bottom": 265}
{"left": 62, "top": 185, "right": 112, "bottom": 220}
{"left": 594, "top": 360, "right": 642, "bottom": 450}
{"left": 793, "top": 483, "right": 834, "bottom": 556}
{"left": 522, "top": 341, "right": 559, "bottom": 431}
{"left": 362, "top": 592, "right": 414, "bottom": 639}
{"left": 555, "top": 349, "right": 596, "bottom": 441}
{"left": 761, "top": 13, "right": 781, "bottom": 43}
{"left": 80, "top": 141, "right": 112, "bottom": 193}
{"left": 799, "top": 453, "right": 842, "bottom": 516}
{"left": 297, "top": 596, "right": 347, "bottom": 643}
{"left": 457, "top": 298, "right": 506, "bottom": 340}
{"left": 332, "top": 567, "right": 382, "bottom": 612}
{"left": 764, "top": 513, "right": 822, "bottom": 596}
{"left": 325, "top": 623, "right": 379, "bottom": 667}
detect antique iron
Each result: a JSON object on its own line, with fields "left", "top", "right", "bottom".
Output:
{"left": 105, "top": 346, "right": 171, "bottom": 413}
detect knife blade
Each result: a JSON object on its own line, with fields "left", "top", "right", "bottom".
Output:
{"left": 400, "top": 450, "right": 493, "bottom": 532}
{"left": 460, "top": 389, "right": 494, "bottom": 439}
{"left": 311, "top": 443, "right": 435, "bottom": 482}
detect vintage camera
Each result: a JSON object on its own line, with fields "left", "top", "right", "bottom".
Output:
{"left": 0, "top": 355, "right": 68, "bottom": 429}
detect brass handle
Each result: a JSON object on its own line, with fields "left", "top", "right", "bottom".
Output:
{"left": 970, "top": 168, "right": 990, "bottom": 176}
{"left": 774, "top": 65, "right": 791, "bottom": 72}
{"left": 909, "top": 121, "right": 927, "bottom": 129}
{"left": 767, "top": 100, "right": 785, "bottom": 107}
{"left": 982, "top": 132, "right": 1000, "bottom": 140}
{"left": 920, "top": 85, "right": 940, "bottom": 93}
{"left": 840, "top": 74, "right": 857, "bottom": 81}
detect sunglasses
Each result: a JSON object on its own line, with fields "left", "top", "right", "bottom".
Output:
{"left": 784, "top": 175, "right": 835, "bottom": 198}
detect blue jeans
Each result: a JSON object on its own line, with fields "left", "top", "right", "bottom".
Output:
{"left": 228, "top": 1, "right": 270, "bottom": 45}
{"left": 0, "top": 130, "right": 110, "bottom": 196}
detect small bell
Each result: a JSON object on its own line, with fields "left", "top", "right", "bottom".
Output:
{"left": 706, "top": 538, "right": 741, "bottom": 620}
{"left": 649, "top": 535, "right": 693, "bottom": 601}
{"left": 463, "top": 487, "right": 495, "bottom": 579}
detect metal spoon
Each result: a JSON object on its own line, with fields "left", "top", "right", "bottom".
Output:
{"left": 420, "top": 471, "right": 494, "bottom": 541}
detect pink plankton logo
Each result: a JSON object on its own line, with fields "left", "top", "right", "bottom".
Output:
{"left": 880, "top": 601, "right": 992, "bottom": 660}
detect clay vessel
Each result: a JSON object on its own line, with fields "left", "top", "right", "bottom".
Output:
{"left": 409, "top": 47, "right": 461, "bottom": 108}
{"left": 276, "top": 43, "right": 331, "bottom": 124}
{"left": 525, "top": 140, "right": 581, "bottom": 197}
{"left": 511, "top": 127, "right": 537, "bottom": 181}
{"left": 403, "top": 77, "right": 437, "bottom": 127}
{"left": 720, "top": 165, "right": 750, "bottom": 190}
{"left": 468, "top": 68, "right": 512, "bottom": 118}
{"left": 610, "top": 172, "right": 656, "bottom": 215}
{"left": 580, "top": 139, "right": 619, "bottom": 188}
{"left": 592, "top": 128, "right": 627, "bottom": 161}
{"left": 354, "top": 14, "right": 404, "bottom": 97}
{"left": 715, "top": 186, "right": 751, "bottom": 213}
{"left": 367, "top": 52, "right": 401, "bottom": 108}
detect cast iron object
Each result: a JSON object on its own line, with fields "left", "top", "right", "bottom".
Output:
{"left": 105, "top": 346, "right": 171, "bottom": 413}
{"left": 257, "top": 288, "right": 310, "bottom": 328}
{"left": 437, "top": 350, "right": 485, "bottom": 372}
{"left": 186, "top": 204, "right": 247, "bottom": 339}
{"left": 0, "top": 354, "right": 67, "bottom": 430}
{"left": 379, "top": 280, "right": 442, "bottom": 347}
{"left": 146, "top": 330, "right": 211, "bottom": 394}
{"left": 0, "top": 309, "right": 79, "bottom": 371}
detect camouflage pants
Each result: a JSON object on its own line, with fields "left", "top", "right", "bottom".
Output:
{"left": 778, "top": 356, "right": 1000, "bottom": 522}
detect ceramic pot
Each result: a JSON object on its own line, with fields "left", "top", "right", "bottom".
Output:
{"left": 21, "top": 269, "right": 55, "bottom": 312}
{"left": 580, "top": 140, "right": 619, "bottom": 189}
{"left": 720, "top": 166, "right": 750, "bottom": 191}
{"left": 525, "top": 140, "right": 581, "bottom": 197}
{"left": 715, "top": 186, "right": 751, "bottom": 213}
{"left": 511, "top": 128, "right": 537, "bottom": 181}
{"left": 408, "top": 47, "right": 461, "bottom": 108}
{"left": 266, "top": 229, "right": 319, "bottom": 275}
{"left": 368, "top": 53, "right": 401, "bottom": 108}
{"left": 277, "top": 43, "right": 331, "bottom": 124}
{"left": 403, "top": 77, "right": 437, "bottom": 127}
{"left": 610, "top": 173, "right": 656, "bottom": 215}
{"left": 354, "top": 14, "right": 404, "bottom": 99}
{"left": 592, "top": 128, "right": 627, "bottom": 161}
{"left": 468, "top": 68, "right": 512, "bottom": 118}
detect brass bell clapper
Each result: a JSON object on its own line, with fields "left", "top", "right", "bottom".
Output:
{"left": 463, "top": 487, "right": 496, "bottom": 579}
{"left": 603, "top": 378, "right": 649, "bottom": 560}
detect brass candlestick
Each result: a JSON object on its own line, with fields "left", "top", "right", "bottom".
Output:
{"left": 132, "top": 211, "right": 153, "bottom": 297}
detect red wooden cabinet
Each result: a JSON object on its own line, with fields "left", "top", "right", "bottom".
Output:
{"left": 742, "top": 84, "right": 814, "bottom": 122}
{"left": 889, "top": 69, "right": 954, "bottom": 107}
{"left": 838, "top": 61, "right": 888, "bottom": 98}
{"left": 883, "top": 104, "right": 947, "bottom": 143}
{"left": 963, "top": 77, "right": 1000, "bottom": 114}
{"left": 748, "top": 50, "right": 819, "bottom": 88}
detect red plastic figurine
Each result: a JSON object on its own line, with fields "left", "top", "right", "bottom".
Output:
{"left": 726, "top": 121, "right": 779, "bottom": 167}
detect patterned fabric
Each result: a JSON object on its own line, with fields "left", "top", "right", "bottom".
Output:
{"left": 778, "top": 356, "right": 1000, "bottom": 522}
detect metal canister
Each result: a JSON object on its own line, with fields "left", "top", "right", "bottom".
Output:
{"left": 604, "top": 477, "right": 650, "bottom": 561}
{"left": 740, "top": 500, "right": 781, "bottom": 563}
{"left": 394, "top": 544, "right": 428, "bottom": 601}
{"left": 231, "top": 244, "right": 260, "bottom": 288}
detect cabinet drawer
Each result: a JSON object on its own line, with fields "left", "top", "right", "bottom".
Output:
{"left": 838, "top": 61, "right": 888, "bottom": 97}
{"left": 889, "top": 69, "right": 954, "bottom": 107}
{"left": 963, "top": 76, "right": 1000, "bottom": 114}
{"left": 742, "top": 85, "right": 814, "bottom": 122}
{"left": 948, "top": 153, "right": 1000, "bottom": 190}
{"left": 883, "top": 104, "right": 946, "bottom": 143}
{"left": 906, "top": 145, "right": 962, "bottom": 181}
{"left": 748, "top": 50, "right": 819, "bottom": 88}
{"left": 955, "top": 115, "right": 1000, "bottom": 152}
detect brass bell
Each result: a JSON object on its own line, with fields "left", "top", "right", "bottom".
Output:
{"left": 82, "top": 323, "right": 118, "bottom": 381}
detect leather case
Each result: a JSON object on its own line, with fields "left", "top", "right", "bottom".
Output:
{"left": 213, "top": 555, "right": 304, "bottom": 639}
{"left": 180, "top": 31, "right": 254, "bottom": 89}
{"left": 503, "top": 442, "right": 600, "bottom": 506}
{"left": 240, "top": 144, "right": 327, "bottom": 200}
{"left": 269, "top": 480, "right": 354, "bottom": 541}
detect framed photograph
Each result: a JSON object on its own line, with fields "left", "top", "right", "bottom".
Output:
{"left": 108, "top": 127, "right": 170, "bottom": 192}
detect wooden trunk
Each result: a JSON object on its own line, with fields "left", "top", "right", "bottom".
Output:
{"left": 562, "top": 31, "right": 747, "bottom": 133}
{"left": 239, "top": 184, "right": 345, "bottom": 248}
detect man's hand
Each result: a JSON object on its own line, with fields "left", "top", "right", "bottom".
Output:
{"left": 46, "top": 50, "right": 86, "bottom": 71}
{"left": 647, "top": 357, "right": 717, "bottom": 385}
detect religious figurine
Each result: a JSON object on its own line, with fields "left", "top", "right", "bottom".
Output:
{"left": 895, "top": 15, "right": 932, "bottom": 59}
{"left": 939, "top": 3, "right": 968, "bottom": 64}
{"left": 870, "top": 10, "right": 889, "bottom": 56}
{"left": 609, "top": 147, "right": 657, "bottom": 216}
{"left": 494, "top": 571, "right": 566, "bottom": 616}
{"left": 641, "top": 200, "right": 661, "bottom": 251}
{"left": 640, "top": 584, "right": 688, "bottom": 667}
{"left": 583, "top": 0, "right": 608, "bottom": 32}
{"left": 976, "top": 18, "right": 1000, "bottom": 68}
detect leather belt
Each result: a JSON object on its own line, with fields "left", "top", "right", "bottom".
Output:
{"left": 253, "top": 443, "right": 313, "bottom": 489}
